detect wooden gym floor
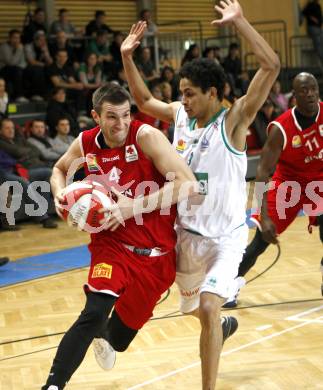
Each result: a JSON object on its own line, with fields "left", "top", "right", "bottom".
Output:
{"left": 0, "top": 213, "right": 322, "bottom": 389}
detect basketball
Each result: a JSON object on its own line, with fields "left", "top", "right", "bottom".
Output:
{"left": 60, "top": 180, "right": 115, "bottom": 232}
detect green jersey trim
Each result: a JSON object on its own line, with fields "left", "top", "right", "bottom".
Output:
{"left": 221, "top": 118, "right": 246, "bottom": 156}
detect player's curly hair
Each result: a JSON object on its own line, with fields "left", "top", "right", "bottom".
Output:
{"left": 179, "top": 58, "right": 226, "bottom": 101}
{"left": 92, "top": 83, "right": 131, "bottom": 114}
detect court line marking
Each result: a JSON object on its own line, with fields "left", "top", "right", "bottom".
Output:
{"left": 126, "top": 305, "right": 323, "bottom": 390}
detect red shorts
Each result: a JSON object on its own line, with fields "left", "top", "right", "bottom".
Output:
{"left": 85, "top": 239, "right": 176, "bottom": 330}
{"left": 251, "top": 178, "right": 323, "bottom": 234}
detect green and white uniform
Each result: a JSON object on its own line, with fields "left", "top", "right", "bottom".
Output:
{"left": 173, "top": 105, "right": 248, "bottom": 312}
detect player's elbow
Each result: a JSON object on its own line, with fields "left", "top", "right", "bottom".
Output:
{"left": 264, "top": 54, "right": 280, "bottom": 72}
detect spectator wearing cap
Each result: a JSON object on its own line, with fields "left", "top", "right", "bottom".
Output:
{"left": 0, "top": 29, "right": 27, "bottom": 101}
{"left": 24, "top": 31, "right": 53, "bottom": 100}
{"left": 0, "top": 118, "right": 57, "bottom": 228}
{"left": 50, "top": 8, "right": 76, "bottom": 38}
{"left": 22, "top": 7, "right": 47, "bottom": 44}
{"left": 85, "top": 10, "right": 113, "bottom": 37}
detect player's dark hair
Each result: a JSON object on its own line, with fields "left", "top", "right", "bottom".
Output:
{"left": 92, "top": 83, "right": 131, "bottom": 114}
{"left": 179, "top": 58, "right": 226, "bottom": 100}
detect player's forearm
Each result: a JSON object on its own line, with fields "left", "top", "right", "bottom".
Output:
{"left": 133, "top": 178, "right": 197, "bottom": 215}
{"left": 50, "top": 166, "right": 67, "bottom": 197}
{"left": 234, "top": 17, "right": 280, "bottom": 70}
{"left": 121, "top": 54, "right": 153, "bottom": 108}
{"left": 255, "top": 165, "right": 271, "bottom": 219}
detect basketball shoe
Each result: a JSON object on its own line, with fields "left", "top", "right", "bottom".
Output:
{"left": 221, "top": 316, "right": 238, "bottom": 344}
{"left": 223, "top": 276, "right": 246, "bottom": 308}
{"left": 93, "top": 338, "right": 116, "bottom": 370}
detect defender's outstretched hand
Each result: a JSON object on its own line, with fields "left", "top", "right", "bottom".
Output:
{"left": 121, "top": 21, "right": 147, "bottom": 57}
{"left": 212, "top": 0, "right": 243, "bottom": 26}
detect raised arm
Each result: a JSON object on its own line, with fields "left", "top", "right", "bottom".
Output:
{"left": 255, "top": 125, "right": 283, "bottom": 244}
{"left": 212, "top": 0, "right": 280, "bottom": 150}
{"left": 121, "top": 22, "right": 180, "bottom": 123}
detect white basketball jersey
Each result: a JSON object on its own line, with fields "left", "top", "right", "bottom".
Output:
{"left": 174, "top": 105, "right": 247, "bottom": 238}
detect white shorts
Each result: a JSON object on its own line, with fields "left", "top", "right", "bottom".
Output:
{"left": 175, "top": 225, "right": 248, "bottom": 313}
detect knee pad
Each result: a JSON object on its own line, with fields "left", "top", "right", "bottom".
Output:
{"left": 107, "top": 310, "right": 138, "bottom": 352}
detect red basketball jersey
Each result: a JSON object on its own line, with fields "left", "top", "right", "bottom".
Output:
{"left": 79, "top": 120, "right": 177, "bottom": 251}
{"left": 268, "top": 102, "right": 323, "bottom": 184}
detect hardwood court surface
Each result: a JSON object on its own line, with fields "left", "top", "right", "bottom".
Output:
{"left": 0, "top": 215, "right": 322, "bottom": 389}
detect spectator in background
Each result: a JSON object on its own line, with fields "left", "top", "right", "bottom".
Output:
{"left": 22, "top": 7, "right": 47, "bottom": 44}
{"left": 50, "top": 8, "right": 76, "bottom": 38}
{"left": 202, "top": 47, "right": 221, "bottom": 66}
{"left": 49, "top": 31, "right": 76, "bottom": 66}
{"left": 137, "top": 46, "right": 159, "bottom": 82}
{"left": 288, "top": 94, "right": 296, "bottom": 108}
{"left": 181, "top": 44, "right": 200, "bottom": 66}
{"left": 27, "top": 120, "right": 62, "bottom": 164}
{"left": 269, "top": 79, "right": 288, "bottom": 115}
{"left": 47, "top": 49, "right": 84, "bottom": 111}
{"left": 109, "top": 31, "right": 125, "bottom": 69}
{"left": 222, "top": 81, "right": 236, "bottom": 109}
{"left": 51, "top": 117, "right": 75, "bottom": 155}
{"left": 85, "top": 10, "right": 113, "bottom": 37}
{"left": 78, "top": 52, "right": 103, "bottom": 115}
{"left": 252, "top": 99, "right": 276, "bottom": 148}
{"left": 24, "top": 31, "right": 53, "bottom": 100}
{"left": 87, "top": 29, "right": 116, "bottom": 79}
{"left": 302, "top": 0, "right": 323, "bottom": 68}
{"left": 0, "top": 118, "right": 57, "bottom": 228}
{"left": 159, "top": 81, "right": 172, "bottom": 104}
{"left": 0, "top": 152, "right": 21, "bottom": 231}
{"left": 0, "top": 30, "right": 27, "bottom": 101}
{"left": 160, "top": 65, "right": 180, "bottom": 100}
{"left": 0, "top": 79, "right": 9, "bottom": 119}
{"left": 46, "top": 87, "right": 79, "bottom": 137}
{"left": 222, "top": 42, "right": 249, "bottom": 95}
{"left": 140, "top": 9, "right": 158, "bottom": 48}
{"left": 133, "top": 80, "right": 169, "bottom": 137}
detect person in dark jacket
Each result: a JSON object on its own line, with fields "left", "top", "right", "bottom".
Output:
{"left": 46, "top": 87, "right": 79, "bottom": 137}
{"left": 0, "top": 118, "right": 57, "bottom": 228}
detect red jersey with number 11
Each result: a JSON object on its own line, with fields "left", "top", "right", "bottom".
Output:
{"left": 268, "top": 102, "right": 323, "bottom": 184}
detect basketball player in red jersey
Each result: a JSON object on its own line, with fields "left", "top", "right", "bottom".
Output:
{"left": 41, "top": 83, "right": 198, "bottom": 389}
{"left": 235, "top": 73, "right": 323, "bottom": 306}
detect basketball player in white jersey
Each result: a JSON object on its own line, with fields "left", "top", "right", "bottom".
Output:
{"left": 121, "top": 0, "right": 280, "bottom": 388}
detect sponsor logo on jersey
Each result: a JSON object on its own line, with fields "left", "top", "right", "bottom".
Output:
{"left": 292, "top": 135, "right": 302, "bottom": 148}
{"left": 125, "top": 144, "right": 138, "bottom": 162}
{"left": 177, "top": 120, "right": 185, "bottom": 128}
{"left": 176, "top": 139, "right": 186, "bottom": 153}
{"left": 92, "top": 263, "right": 112, "bottom": 279}
{"left": 86, "top": 154, "right": 100, "bottom": 172}
{"left": 102, "top": 156, "right": 120, "bottom": 162}
{"left": 201, "top": 134, "right": 210, "bottom": 152}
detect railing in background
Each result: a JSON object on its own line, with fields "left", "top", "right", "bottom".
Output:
{"left": 151, "top": 20, "right": 203, "bottom": 70}
{"left": 243, "top": 20, "right": 288, "bottom": 70}
{"left": 289, "top": 35, "right": 320, "bottom": 68}
{"left": 204, "top": 34, "right": 240, "bottom": 62}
